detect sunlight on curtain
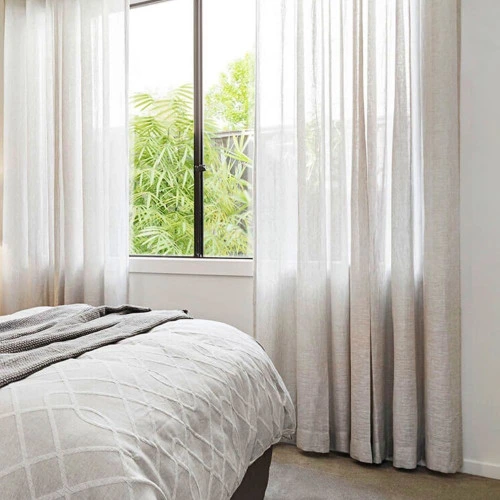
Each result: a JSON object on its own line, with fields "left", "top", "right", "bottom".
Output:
{"left": 254, "top": 0, "right": 461, "bottom": 473}
{"left": 1, "top": 0, "right": 129, "bottom": 312}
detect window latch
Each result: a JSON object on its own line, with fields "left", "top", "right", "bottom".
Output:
{"left": 195, "top": 164, "right": 207, "bottom": 173}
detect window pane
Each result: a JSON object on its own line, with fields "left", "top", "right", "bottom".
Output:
{"left": 129, "top": 1, "right": 194, "bottom": 256}
{"left": 203, "top": 0, "right": 255, "bottom": 257}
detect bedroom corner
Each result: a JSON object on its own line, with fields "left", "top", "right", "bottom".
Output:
{"left": 0, "top": 1, "right": 498, "bottom": 499}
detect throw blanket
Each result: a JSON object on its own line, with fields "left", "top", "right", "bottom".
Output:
{"left": 0, "top": 304, "right": 191, "bottom": 388}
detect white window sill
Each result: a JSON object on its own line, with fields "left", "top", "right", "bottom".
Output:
{"left": 129, "top": 256, "right": 254, "bottom": 277}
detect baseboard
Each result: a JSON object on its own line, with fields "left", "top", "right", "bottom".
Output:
{"left": 462, "top": 459, "right": 500, "bottom": 480}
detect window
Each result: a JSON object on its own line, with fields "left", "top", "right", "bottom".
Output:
{"left": 129, "top": 0, "right": 255, "bottom": 258}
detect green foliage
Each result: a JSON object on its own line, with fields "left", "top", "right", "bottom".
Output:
{"left": 130, "top": 55, "right": 254, "bottom": 256}
{"left": 205, "top": 52, "right": 255, "bottom": 131}
{"left": 130, "top": 86, "right": 195, "bottom": 255}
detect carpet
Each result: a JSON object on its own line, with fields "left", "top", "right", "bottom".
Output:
{"left": 265, "top": 444, "right": 500, "bottom": 500}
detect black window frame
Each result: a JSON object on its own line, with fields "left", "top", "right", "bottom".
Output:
{"left": 131, "top": 0, "right": 247, "bottom": 260}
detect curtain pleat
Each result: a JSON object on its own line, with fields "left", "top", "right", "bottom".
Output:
{"left": 255, "top": 0, "right": 461, "bottom": 473}
{"left": 1, "top": 0, "right": 129, "bottom": 313}
{"left": 421, "top": 0, "right": 462, "bottom": 473}
{"left": 391, "top": 0, "right": 420, "bottom": 469}
{"left": 349, "top": 0, "right": 373, "bottom": 464}
{"left": 328, "top": 0, "right": 351, "bottom": 455}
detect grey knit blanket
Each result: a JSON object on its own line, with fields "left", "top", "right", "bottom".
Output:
{"left": 0, "top": 304, "right": 191, "bottom": 388}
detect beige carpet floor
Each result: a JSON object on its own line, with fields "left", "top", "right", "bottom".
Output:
{"left": 265, "top": 444, "right": 500, "bottom": 500}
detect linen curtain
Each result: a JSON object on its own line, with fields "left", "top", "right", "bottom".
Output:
{"left": 0, "top": 0, "right": 129, "bottom": 313}
{"left": 254, "top": 0, "right": 461, "bottom": 473}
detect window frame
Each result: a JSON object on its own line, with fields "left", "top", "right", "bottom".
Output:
{"left": 129, "top": 0, "right": 252, "bottom": 261}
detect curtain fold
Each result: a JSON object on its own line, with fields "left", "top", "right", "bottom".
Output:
{"left": 0, "top": 0, "right": 129, "bottom": 313}
{"left": 254, "top": 0, "right": 461, "bottom": 473}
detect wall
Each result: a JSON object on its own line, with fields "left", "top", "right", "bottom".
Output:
{"left": 460, "top": 0, "right": 500, "bottom": 480}
{"left": 128, "top": 0, "right": 500, "bottom": 480}
{"left": 129, "top": 273, "right": 253, "bottom": 334}
{"left": 129, "top": 258, "right": 253, "bottom": 334}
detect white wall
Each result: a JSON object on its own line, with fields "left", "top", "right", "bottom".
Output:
{"left": 460, "top": 0, "right": 500, "bottom": 480}
{"left": 129, "top": 272, "right": 253, "bottom": 334}
{"left": 128, "top": 0, "right": 500, "bottom": 480}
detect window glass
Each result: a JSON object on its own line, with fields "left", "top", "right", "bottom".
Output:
{"left": 130, "top": 0, "right": 194, "bottom": 256}
{"left": 203, "top": 0, "right": 255, "bottom": 257}
{"left": 129, "top": 0, "right": 255, "bottom": 258}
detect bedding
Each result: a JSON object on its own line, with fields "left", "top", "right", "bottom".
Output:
{"left": 0, "top": 304, "right": 191, "bottom": 388}
{"left": 0, "top": 307, "right": 295, "bottom": 499}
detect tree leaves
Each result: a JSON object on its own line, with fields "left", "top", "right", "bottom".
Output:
{"left": 130, "top": 56, "right": 254, "bottom": 257}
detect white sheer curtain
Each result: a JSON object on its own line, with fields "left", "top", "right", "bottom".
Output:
{"left": 254, "top": 0, "right": 461, "bottom": 473}
{"left": 0, "top": 0, "right": 129, "bottom": 313}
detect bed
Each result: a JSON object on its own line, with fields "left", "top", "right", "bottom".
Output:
{"left": 0, "top": 306, "right": 295, "bottom": 499}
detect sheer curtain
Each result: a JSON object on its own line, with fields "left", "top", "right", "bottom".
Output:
{"left": 254, "top": 0, "right": 461, "bottom": 473}
{"left": 0, "top": 0, "right": 129, "bottom": 313}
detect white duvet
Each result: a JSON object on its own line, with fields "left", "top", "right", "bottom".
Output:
{"left": 0, "top": 309, "right": 295, "bottom": 499}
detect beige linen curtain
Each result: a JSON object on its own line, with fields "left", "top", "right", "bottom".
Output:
{"left": 254, "top": 0, "right": 461, "bottom": 472}
{"left": 0, "top": 0, "right": 129, "bottom": 313}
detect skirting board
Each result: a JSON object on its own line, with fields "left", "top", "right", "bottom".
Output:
{"left": 462, "top": 459, "right": 500, "bottom": 480}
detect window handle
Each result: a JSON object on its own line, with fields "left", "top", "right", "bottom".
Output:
{"left": 195, "top": 164, "right": 207, "bottom": 173}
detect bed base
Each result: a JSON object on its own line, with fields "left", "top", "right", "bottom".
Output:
{"left": 230, "top": 446, "right": 273, "bottom": 500}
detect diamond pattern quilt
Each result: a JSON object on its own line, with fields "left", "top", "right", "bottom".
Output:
{"left": 0, "top": 308, "right": 295, "bottom": 499}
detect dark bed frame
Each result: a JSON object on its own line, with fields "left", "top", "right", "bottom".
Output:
{"left": 230, "top": 447, "right": 273, "bottom": 500}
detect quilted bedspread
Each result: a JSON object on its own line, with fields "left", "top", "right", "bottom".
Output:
{"left": 0, "top": 308, "right": 295, "bottom": 499}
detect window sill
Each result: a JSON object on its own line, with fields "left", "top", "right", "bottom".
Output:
{"left": 129, "top": 256, "right": 254, "bottom": 277}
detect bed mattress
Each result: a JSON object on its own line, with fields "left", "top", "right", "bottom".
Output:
{"left": 0, "top": 308, "right": 295, "bottom": 499}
